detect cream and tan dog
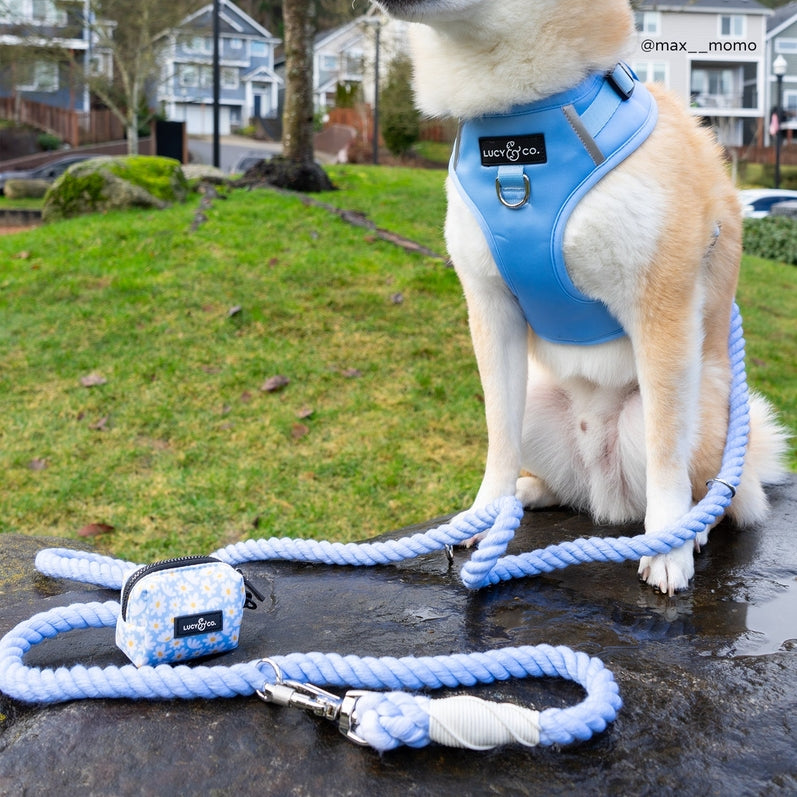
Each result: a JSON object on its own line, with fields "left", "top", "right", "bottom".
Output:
{"left": 374, "top": 0, "right": 787, "bottom": 593}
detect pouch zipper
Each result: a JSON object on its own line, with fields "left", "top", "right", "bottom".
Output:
{"left": 120, "top": 555, "right": 221, "bottom": 620}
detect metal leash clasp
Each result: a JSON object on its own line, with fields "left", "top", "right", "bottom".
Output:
{"left": 256, "top": 658, "right": 369, "bottom": 746}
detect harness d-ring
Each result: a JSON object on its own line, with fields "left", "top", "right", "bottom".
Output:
{"left": 495, "top": 173, "right": 530, "bottom": 209}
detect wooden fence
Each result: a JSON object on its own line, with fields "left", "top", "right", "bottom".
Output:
{"left": 734, "top": 144, "right": 797, "bottom": 166}
{"left": 0, "top": 97, "right": 125, "bottom": 146}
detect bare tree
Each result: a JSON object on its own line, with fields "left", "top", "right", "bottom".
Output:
{"left": 83, "top": 0, "right": 202, "bottom": 154}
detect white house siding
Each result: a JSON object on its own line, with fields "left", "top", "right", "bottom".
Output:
{"left": 633, "top": 3, "right": 770, "bottom": 146}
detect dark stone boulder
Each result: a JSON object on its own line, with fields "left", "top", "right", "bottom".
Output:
{"left": 1, "top": 477, "right": 796, "bottom": 795}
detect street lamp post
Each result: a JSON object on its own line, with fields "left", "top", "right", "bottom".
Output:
{"left": 373, "top": 21, "right": 380, "bottom": 165}
{"left": 212, "top": 0, "right": 221, "bottom": 169}
{"left": 362, "top": 16, "right": 381, "bottom": 165}
{"left": 773, "top": 54, "right": 787, "bottom": 190}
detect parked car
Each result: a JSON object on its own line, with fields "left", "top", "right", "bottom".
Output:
{"left": 0, "top": 154, "right": 96, "bottom": 195}
{"left": 738, "top": 189, "right": 797, "bottom": 218}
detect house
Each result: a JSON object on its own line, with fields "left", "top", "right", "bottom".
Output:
{"left": 765, "top": 1, "right": 797, "bottom": 142}
{"left": 0, "top": 0, "right": 106, "bottom": 113}
{"left": 311, "top": 10, "right": 410, "bottom": 113}
{"left": 632, "top": 0, "right": 771, "bottom": 146}
{"left": 312, "top": 16, "right": 368, "bottom": 112}
{"left": 156, "top": 0, "right": 281, "bottom": 136}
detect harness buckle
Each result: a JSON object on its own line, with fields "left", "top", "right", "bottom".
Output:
{"left": 606, "top": 63, "right": 635, "bottom": 101}
{"left": 256, "top": 658, "right": 370, "bottom": 746}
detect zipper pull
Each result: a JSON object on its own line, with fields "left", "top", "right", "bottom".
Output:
{"left": 239, "top": 569, "right": 266, "bottom": 610}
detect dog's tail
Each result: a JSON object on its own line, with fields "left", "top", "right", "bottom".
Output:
{"left": 728, "top": 391, "right": 791, "bottom": 526}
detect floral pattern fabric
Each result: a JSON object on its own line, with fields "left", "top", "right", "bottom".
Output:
{"left": 116, "top": 560, "right": 246, "bottom": 667}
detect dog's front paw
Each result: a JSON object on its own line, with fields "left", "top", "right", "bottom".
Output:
{"left": 638, "top": 543, "right": 695, "bottom": 595}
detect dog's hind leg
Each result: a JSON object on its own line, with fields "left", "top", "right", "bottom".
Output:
{"left": 516, "top": 473, "right": 560, "bottom": 509}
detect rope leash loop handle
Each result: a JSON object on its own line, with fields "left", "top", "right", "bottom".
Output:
{"left": 345, "top": 646, "right": 621, "bottom": 751}
{"left": 0, "top": 601, "right": 620, "bottom": 751}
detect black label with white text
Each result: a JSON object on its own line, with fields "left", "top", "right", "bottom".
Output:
{"left": 174, "top": 611, "right": 224, "bottom": 638}
{"left": 479, "top": 134, "right": 547, "bottom": 166}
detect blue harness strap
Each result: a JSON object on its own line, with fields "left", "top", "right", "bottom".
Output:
{"left": 449, "top": 64, "right": 658, "bottom": 345}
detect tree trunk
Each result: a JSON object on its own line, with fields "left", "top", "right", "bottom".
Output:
{"left": 264, "top": 0, "right": 334, "bottom": 191}
{"left": 282, "top": 0, "right": 315, "bottom": 164}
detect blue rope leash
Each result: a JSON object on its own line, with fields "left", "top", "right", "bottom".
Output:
{"left": 0, "top": 600, "right": 619, "bottom": 749}
{"left": 0, "top": 305, "right": 749, "bottom": 752}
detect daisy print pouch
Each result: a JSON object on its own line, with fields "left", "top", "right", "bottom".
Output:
{"left": 116, "top": 556, "right": 246, "bottom": 667}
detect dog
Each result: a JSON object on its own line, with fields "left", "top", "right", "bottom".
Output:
{"left": 373, "top": 0, "right": 788, "bottom": 594}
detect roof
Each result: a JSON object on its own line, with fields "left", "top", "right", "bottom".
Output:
{"left": 637, "top": 0, "right": 771, "bottom": 14}
{"left": 241, "top": 64, "right": 283, "bottom": 84}
{"left": 767, "top": 1, "right": 797, "bottom": 35}
{"left": 313, "top": 8, "right": 382, "bottom": 49}
{"left": 178, "top": 0, "right": 279, "bottom": 42}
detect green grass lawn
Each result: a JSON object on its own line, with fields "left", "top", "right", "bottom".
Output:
{"left": 0, "top": 165, "right": 794, "bottom": 562}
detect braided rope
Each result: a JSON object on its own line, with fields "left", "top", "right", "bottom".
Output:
{"left": 0, "top": 305, "right": 750, "bottom": 751}
{"left": 0, "top": 600, "right": 620, "bottom": 750}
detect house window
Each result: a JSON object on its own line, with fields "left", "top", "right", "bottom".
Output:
{"left": 229, "top": 37, "right": 243, "bottom": 50}
{"left": 251, "top": 40, "right": 267, "bottom": 57}
{"left": 184, "top": 36, "right": 212, "bottom": 55}
{"left": 199, "top": 66, "right": 213, "bottom": 89}
{"left": 5, "top": 0, "right": 67, "bottom": 25}
{"left": 178, "top": 64, "right": 199, "bottom": 88}
{"left": 321, "top": 54, "right": 338, "bottom": 72}
{"left": 634, "top": 11, "right": 660, "bottom": 36}
{"left": 719, "top": 15, "right": 744, "bottom": 38}
{"left": 344, "top": 50, "right": 364, "bottom": 76}
{"left": 31, "top": 0, "right": 50, "bottom": 20}
{"left": 784, "top": 91, "right": 797, "bottom": 114}
{"left": 89, "top": 53, "right": 112, "bottom": 79}
{"left": 221, "top": 67, "right": 239, "bottom": 89}
{"left": 775, "top": 39, "right": 797, "bottom": 54}
{"left": 633, "top": 62, "right": 667, "bottom": 85}
{"left": 16, "top": 60, "right": 58, "bottom": 92}
{"left": 691, "top": 67, "right": 739, "bottom": 108}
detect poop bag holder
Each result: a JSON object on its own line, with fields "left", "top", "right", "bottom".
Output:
{"left": 116, "top": 556, "right": 247, "bottom": 667}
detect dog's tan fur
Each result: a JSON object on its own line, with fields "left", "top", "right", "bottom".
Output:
{"left": 374, "top": 0, "right": 787, "bottom": 593}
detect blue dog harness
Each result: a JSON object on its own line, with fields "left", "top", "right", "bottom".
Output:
{"left": 449, "top": 64, "right": 658, "bottom": 345}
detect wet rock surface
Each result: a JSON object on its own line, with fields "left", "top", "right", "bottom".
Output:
{"left": 1, "top": 477, "right": 796, "bottom": 796}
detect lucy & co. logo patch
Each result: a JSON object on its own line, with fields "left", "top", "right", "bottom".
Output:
{"left": 479, "top": 134, "right": 547, "bottom": 167}
{"left": 174, "top": 611, "right": 224, "bottom": 638}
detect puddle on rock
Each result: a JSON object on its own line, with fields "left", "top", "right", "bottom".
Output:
{"left": 730, "top": 576, "right": 797, "bottom": 657}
